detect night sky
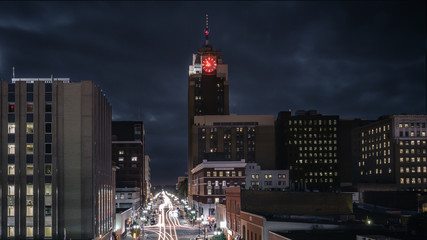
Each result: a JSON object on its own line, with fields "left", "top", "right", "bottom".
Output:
{"left": 0, "top": 1, "right": 425, "bottom": 185}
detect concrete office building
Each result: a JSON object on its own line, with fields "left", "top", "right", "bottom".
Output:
{"left": 191, "top": 115, "right": 276, "bottom": 170}
{"left": 245, "top": 163, "right": 289, "bottom": 191}
{"left": 353, "top": 115, "right": 427, "bottom": 192}
{"left": 276, "top": 110, "right": 339, "bottom": 192}
{"left": 0, "top": 78, "right": 114, "bottom": 239}
{"left": 112, "top": 121, "right": 146, "bottom": 209}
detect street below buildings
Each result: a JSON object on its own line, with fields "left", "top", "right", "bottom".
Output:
{"left": 123, "top": 191, "right": 209, "bottom": 240}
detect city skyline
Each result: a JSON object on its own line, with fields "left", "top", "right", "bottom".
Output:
{"left": 0, "top": 1, "right": 425, "bottom": 185}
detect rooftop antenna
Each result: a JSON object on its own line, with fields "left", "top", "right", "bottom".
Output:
{"left": 12, "top": 67, "right": 15, "bottom": 78}
{"left": 204, "top": 13, "right": 209, "bottom": 46}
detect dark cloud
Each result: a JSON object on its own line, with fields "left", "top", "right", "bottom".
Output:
{"left": 0, "top": 1, "right": 425, "bottom": 185}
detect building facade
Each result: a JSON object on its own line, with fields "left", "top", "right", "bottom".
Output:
{"left": 1, "top": 78, "right": 114, "bottom": 239}
{"left": 191, "top": 115, "right": 276, "bottom": 169}
{"left": 353, "top": 115, "right": 427, "bottom": 192}
{"left": 188, "top": 19, "right": 230, "bottom": 203}
{"left": 245, "top": 163, "right": 289, "bottom": 191}
{"left": 144, "top": 155, "right": 151, "bottom": 205}
{"left": 276, "top": 110, "right": 339, "bottom": 191}
{"left": 191, "top": 160, "right": 246, "bottom": 219}
{"left": 112, "top": 121, "right": 146, "bottom": 209}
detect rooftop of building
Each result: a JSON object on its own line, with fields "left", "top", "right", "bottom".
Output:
{"left": 271, "top": 229, "right": 404, "bottom": 240}
{"left": 11, "top": 77, "right": 70, "bottom": 83}
{"left": 240, "top": 190, "right": 353, "bottom": 216}
{"left": 193, "top": 114, "right": 275, "bottom": 126}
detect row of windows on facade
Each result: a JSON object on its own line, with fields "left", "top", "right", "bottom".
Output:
{"left": 117, "top": 156, "right": 138, "bottom": 162}
{"left": 400, "top": 140, "right": 427, "bottom": 146}
{"left": 295, "top": 178, "right": 335, "bottom": 183}
{"left": 289, "top": 140, "right": 337, "bottom": 145}
{"left": 290, "top": 133, "right": 338, "bottom": 139}
{"left": 399, "top": 131, "right": 426, "bottom": 137}
{"left": 8, "top": 103, "right": 52, "bottom": 113}
{"left": 294, "top": 159, "right": 338, "bottom": 164}
{"left": 399, "top": 157, "right": 427, "bottom": 163}
{"left": 7, "top": 143, "right": 52, "bottom": 155}
{"left": 400, "top": 178, "right": 427, "bottom": 185}
{"left": 250, "top": 181, "right": 287, "bottom": 186}
{"left": 399, "top": 122, "right": 426, "bottom": 128}
{"left": 295, "top": 153, "right": 338, "bottom": 158}
{"left": 362, "top": 135, "right": 390, "bottom": 144}
{"left": 399, "top": 166, "right": 427, "bottom": 174}
{"left": 8, "top": 83, "right": 53, "bottom": 92}
{"left": 8, "top": 123, "right": 52, "bottom": 134}
{"left": 360, "top": 168, "right": 393, "bottom": 175}
{"left": 399, "top": 148, "right": 427, "bottom": 154}
{"left": 7, "top": 92, "right": 53, "bottom": 102}
{"left": 117, "top": 193, "right": 135, "bottom": 199}
{"left": 361, "top": 150, "right": 391, "bottom": 157}
{"left": 7, "top": 226, "right": 52, "bottom": 238}
{"left": 359, "top": 158, "right": 391, "bottom": 167}
{"left": 289, "top": 127, "right": 337, "bottom": 132}
{"left": 205, "top": 170, "right": 243, "bottom": 177}
{"left": 7, "top": 164, "right": 52, "bottom": 175}
{"left": 288, "top": 119, "right": 337, "bottom": 126}
{"left": 250, "top": 174, "right": 287, "bottom": 179}
{"left": 362, "top": 125, "right": 391, "bottom": 136}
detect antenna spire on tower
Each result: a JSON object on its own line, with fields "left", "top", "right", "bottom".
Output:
{"left": 12, "top": 66, "right": 15, "bottom": 78}
{"left": 204, "top": 13, "right": 209, "bottom": 46}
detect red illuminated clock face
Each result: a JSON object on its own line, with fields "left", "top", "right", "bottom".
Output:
{"left": 202, "top": 57, "right": 217, "bottom": 73}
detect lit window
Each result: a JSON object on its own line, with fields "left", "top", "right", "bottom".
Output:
{"left": 118, "top": 157, "right": 124, "bottom": 162}
{"left": 27, "top": 164, "right": 34, "bottom": 175}
{"left": 119, "top": 150, "right": 124, "bottom": 155}
{"left": 45, "top": 227, "right": 52, "bottom": 237}
{"left": 45, "top": 164, "right": 52, "bottom": 175}
{"left": 45, "top": 184, "right": 52, "bottom": 195}
{"left": 206, "top": 171, "right": 211, "bottom": 177}
{"left": 26, "top": 227, "right": 33, "bottom": 237}
{"left": 120, "top": 193, "right": 124, "bottom": 199}
{"left": 207, "top": 189, "right": 212, "bottom": 195}
{"left": 26, "top": 123, "right": 34, "bottom": 134}
{"left": 238, "top": 171, "right": 242, "bottom": 176}
{"left": 219, "top": 171, "right": 223, "bottom": 177}
{"left": 8, "top": 123, "right": 15, "bottom": 134}
{"left": 8, "top": 164, "right": 15, "bottom": 175}
{"left": 26, "top": 206, "right": 33, "bottom": 216}
{"left": 27, "top": 185, "right": 34, "bottom": 195}
{"left": 8, "top": 144, "right": 15, "bottom": 154}
{"left": 8, "top": 185, "right": 15, "bottom": 195}
{"left": 213, "top": 171, "right": 218, "bottom": 177}
{"left": 8, "top": 206, "right": 15, "bottom": 216}
{"left": 131, "top": 157, "right": 138, "bottom": 161}
{"left": 8, "top": 227, "right": 15, "bottom": 237}
{"left": 26, "top": 144, "right": 34, "bottom": 154}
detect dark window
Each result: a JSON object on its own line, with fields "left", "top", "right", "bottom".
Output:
{"left": 8, "top": 84, "right": 15, "bottom": 92}
{"left": 8, "top": 114, "right": 15, "bottom": 123}
{"left": 45, "top": 92, "right": 52, "bottom": 101}
{"left": 45, "top": 176, "right": 52, "bottom": 183}
{"left": 26, "top": 83, "right": 33, "bottom": 92}
{"left": 45, "top": 83, "right": 52, "bottom": 92}
{"left": 8, "top": 155, "right": 15, "bottom": 163}
{"left": 45, "top": 155, "right": 52, "bottom": 163}
{"left": 26, "top": 114, "right": 33, "bottom": 122}
{"left": 45, "top": 114, "right": 52, "bottom": 122}
{"left": 45, "top": 103, "right": 52, "bottom": 112}
{"left": 45, "top": 144, "right": 52, "bottom": 154}
{"left": 45, "top": 134, "right": 52, "bottom": 143}
{"left": 26, "top": 93, "right": 33, "bottom": 102}
{"left": 45, "top": 123, "right": 52, "bottom": 133}
{"left": 8, "top": 93, "right": 15, "bottom": 102}
{"left": 27, "top": 104, "right": 33, "bottom": 112}
{"left": 26, "top": 155, "right": 33, "bottom": 163}
{"left": 26, "top": 134, "right": 33, "bottom": 143}
{"left": 8, "top": 104, "right": 15, "bottom": 112}
{"left": 45, "top": 206, "right": 52, "bottom": 216}
{"left": 8, "top": 134, "right": 15, "bottom": 143}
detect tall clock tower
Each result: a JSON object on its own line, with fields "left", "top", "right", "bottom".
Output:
{"left": 187, "top": 15, "right": 230, "bottom": 198}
